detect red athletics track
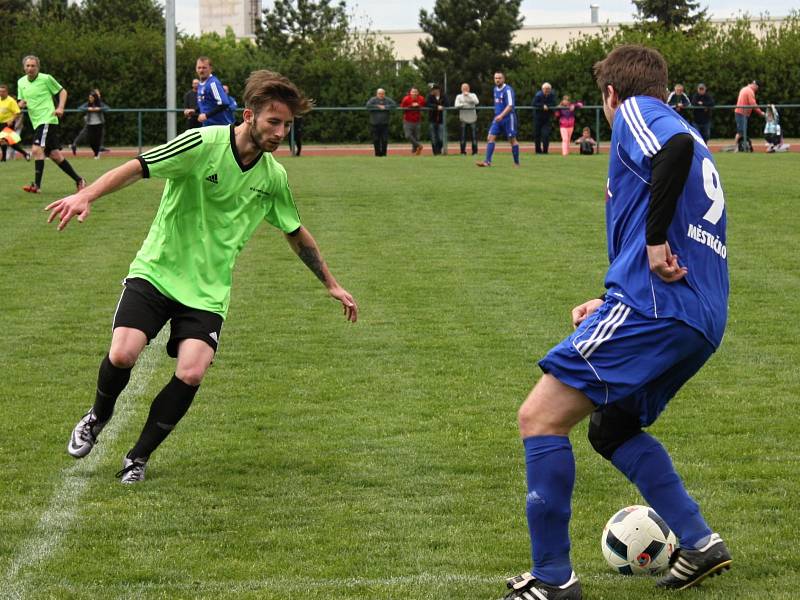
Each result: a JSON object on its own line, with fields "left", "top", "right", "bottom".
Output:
{"left": 60, "top": 139, "right": 795, "bottom": 158}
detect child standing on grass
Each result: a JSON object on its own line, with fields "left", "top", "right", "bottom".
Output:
{"left": 555, "top": 95, "right": 583, "bottom": 156}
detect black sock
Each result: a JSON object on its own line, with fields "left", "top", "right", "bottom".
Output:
{"left": 56, "top": 158, "right": 81, "bottom": 182}
{"left": 129, "top": 375, "right": 199, "bottom": 460}
{"left": 92, "top": 354, "right": 133, "bottom": 422}
{"left": 13, "top": 144, "right": 29, "bottom": 158}
{"left": 1, "top": 145, "right": 6, "bottom": 161}
{"left": 34, "top": 159, "right": 44, "bottom": 187}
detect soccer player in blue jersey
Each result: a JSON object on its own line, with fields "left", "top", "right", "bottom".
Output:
{"left": 477, "top": 71, "right": 520, "bottom": 167}
{"left": 195, "top": 56, "right": 235, "bottom": 127}
{"left": 502, "top": 45, "right": 731, "bottom": 600}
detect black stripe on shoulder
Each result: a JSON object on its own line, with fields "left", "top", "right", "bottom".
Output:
{"left": 144, "top": 139, "right": 203, "bottom": 164}
{"left": 141, "top": 132, "right": 202, "bottom": 160}
{"left": 136, "top": 156, "right": 150, "bottom": 178}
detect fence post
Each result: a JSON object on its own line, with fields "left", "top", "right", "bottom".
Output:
{"left": 595, "top": 107, "right": 601, "bottom": 154}
{"left": 137, "top": 111, "right": 143, "bottom": 154}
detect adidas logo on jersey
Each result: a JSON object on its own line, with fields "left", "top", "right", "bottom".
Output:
{"left": 206, "top": 173, "right": 219, "bottom": 184}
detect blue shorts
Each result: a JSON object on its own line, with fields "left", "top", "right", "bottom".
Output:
{"left": 488, "top": 113, "right": 518, "bottom": 138}
{"left": 538, "top": 300, "right": 715, "bottom": 426}
{"left": 735, "top": 113, "right": 748, "bottom": 135}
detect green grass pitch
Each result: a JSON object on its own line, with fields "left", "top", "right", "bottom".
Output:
{"left": 0, "top": 151, "right": 798, "bottom": 599}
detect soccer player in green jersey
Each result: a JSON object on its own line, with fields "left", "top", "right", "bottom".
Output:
{"left": 17, "top": 55, "right": 85, "bottom": 193}
{"left": 46, "top": 70, "right": 358, "bottom": 483}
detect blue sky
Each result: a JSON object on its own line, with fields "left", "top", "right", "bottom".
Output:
{"left": 176, "top": 0, "right": 797, "bottom": 35}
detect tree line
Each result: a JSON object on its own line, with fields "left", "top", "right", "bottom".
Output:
{"left": 3, "top": 0, "right": 799, "bottom": 144}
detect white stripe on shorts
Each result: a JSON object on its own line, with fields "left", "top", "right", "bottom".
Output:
{"left": 574, "top": 302, "right": 631, "bottom": 359}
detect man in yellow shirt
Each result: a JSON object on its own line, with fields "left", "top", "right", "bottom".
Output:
{"left": 0, "top": 83, "right": 30, "bottom": 161}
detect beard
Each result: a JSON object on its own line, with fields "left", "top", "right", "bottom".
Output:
{"left": 248, "top": 124, "right": 281, "bottom": 153}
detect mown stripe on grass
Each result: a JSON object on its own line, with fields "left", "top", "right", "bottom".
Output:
{"left": 1, "top": 331, "right": 168, "bottom": 600}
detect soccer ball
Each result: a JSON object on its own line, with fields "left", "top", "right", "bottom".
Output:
{"left": 601, "top": 505, "right": 677, "bottom": 575}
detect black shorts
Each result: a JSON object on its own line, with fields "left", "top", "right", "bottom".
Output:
{"left": 32, "top": 123, "right": 63, "bottom": 155}
{"left": 112, "top": 277, "right": 224, "bottom": 358}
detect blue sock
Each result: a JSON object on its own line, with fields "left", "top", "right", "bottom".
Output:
{"left": 485, "top": 142, "right": 495, "bottom": 164}
{"left": 512, "top": 144, "right": 520, "bottom": 164}
{"left": 611, "top": 432, "right": 712, "bottom": 549}
{"left": 523, "top": 435, "right": 575, "bottom": 586}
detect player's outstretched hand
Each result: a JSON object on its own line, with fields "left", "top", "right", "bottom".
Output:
{"left": 329, "top": 286, "right": 358, "bottom": 322}
{"left": 647, "top": 242, "right": 688, "bottom": 283}
{"left": 45, "top": 194, "right": 91, "bottom": 231}
{"left": 572, "top": 298, "right": 604, "bottom": 329}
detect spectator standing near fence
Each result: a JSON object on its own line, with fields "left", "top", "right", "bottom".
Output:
{"left": 454, "top": 83, "right": 479, "bottom": 155}
{"left": 532, "top": 82, "right": 557, "bottom": 154}
{"left": 667, "top": 83, "right": 691, "bottom": 115}
{"left": 734, "top": 80, "right": 764, "bottom": 152}
{"left": 400, "top": 87, "right": 424, "bottom": 155}
{"left": 690, "top": 83, "right": 715, "bottom": 142}
{"left": 196, "top": 56, "right": 234, "bottom": 127}
{"left": 74, "top": 90, "right": 109, "bottom": 159}
{"left": 555, "top": 95, "right": 583, "bottom": 156}
{"left": 17, "top": 55, "right": 85, "bottom": 193}
{"left": 0, "top": 83, "right": 30, "bottom": 161}
{"left": 426, "top": 84, "right": 448, "bottom": 156}
{"left": 366, "top": 88, "right": 396, "bottom": 157}
{"left": 183, "top": 79, "right": 200, "bottom": 130}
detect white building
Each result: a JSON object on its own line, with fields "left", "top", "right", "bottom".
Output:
{"left": 199, "top": 0, "right": 260, "bottom": 39}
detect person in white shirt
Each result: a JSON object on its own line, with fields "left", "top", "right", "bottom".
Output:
{"left": 454, "top": 82, "right": 480, "bottom": 155}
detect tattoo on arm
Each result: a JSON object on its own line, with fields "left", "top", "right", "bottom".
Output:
{"left": 297, "top": 242, "right": 327, "bottom": 284}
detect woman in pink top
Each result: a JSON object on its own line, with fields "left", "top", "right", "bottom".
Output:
{"left": 555, "top": 95, "right": 583, "bottom": 156}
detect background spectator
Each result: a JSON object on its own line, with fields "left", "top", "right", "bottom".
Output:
{"left": 400, "top": 87, "right": 424, "bottom": 155}
{"left": 292, "top": 115, "right": 304, "bottom": 156}
{"left": 532, "top": 82, "right": 556, "bottom": 154}
{"left": 365, "top": 87, "right": 396, "bottom": 157}
{"left": 734, "top": 80, "right": 765, "bottom": 152}
{"left": 454, "top": 82, "right": 479, "bottom": 155}
{"left": 555, "top": 94, "right": 583, "bottom": 156}
{"left": 74, "top": 89, "right": 109, "bottom": 158}
{"left": 183, "top": 78, "right": 199, "bottom": 129}
{"left": 195, "top": 56, "right": 234, "bottom": 126}
{"left": 223, "top": 84, "right": 239, "bottom": 124}
{"left": 71, "top": 88, "right": 108, "bottom": 155}
{"left": 690, "top": 83, "right": 715, "bottom": 142}
{"left": 0, "top": 83, "right": 30, "bottom": 161}
{"left": 667, "top": 83, "right": 691, "bottom": 115}
{"left": 575, "top": 127, "right": 596, "bottom": 155}
{"left": 426, "top": 83, "right": 448, "bottom": 155}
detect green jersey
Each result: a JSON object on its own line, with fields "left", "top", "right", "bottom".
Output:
{"left": 129, "top": 125, "right": 302, "bottom": 318}
{"left": 16, "top": 73, "right": 62, "bottom": 129}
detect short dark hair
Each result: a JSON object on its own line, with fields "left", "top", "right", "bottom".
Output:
{"left": 593, "top": 44, "right": 668, "bottom": 103}
{"left": 196, "top": 56, "right": 212, "bottom": 65}
{"left": 0, "top": 83, "right": 7, "bottom": 90}
{"left": 243, "top": 70, "right": 312, "bottom": 116}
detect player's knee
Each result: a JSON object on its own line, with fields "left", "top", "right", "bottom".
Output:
{"left": 108, "top": 347, "right": 139, "bottom": 369}
{"left": 587, "top": 406, "right": 642, "bottom": 461}
{"left": 175, "top": 366, "right": 206, "bottom": 387}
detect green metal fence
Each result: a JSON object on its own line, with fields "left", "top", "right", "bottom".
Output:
{"left": 25, "top": 103, "right": 799, "bottom": 154}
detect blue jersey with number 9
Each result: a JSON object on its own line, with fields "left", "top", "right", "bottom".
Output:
{"left": 604, "top": 96, "right": 728, "bottom": 348}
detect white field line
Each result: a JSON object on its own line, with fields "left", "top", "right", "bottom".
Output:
{"left": 2, "top": 331, "right": 167, "bottom": 600}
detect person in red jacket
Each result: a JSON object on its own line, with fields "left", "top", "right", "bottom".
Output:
{"left": 400, "top": 87, "right": 424, "bottom": 155}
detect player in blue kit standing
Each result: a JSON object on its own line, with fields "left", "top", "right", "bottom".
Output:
{"left": 195, "top": 56, "right": 235, "bottom": 127}
{"left": 502, "top": 45, "right": 732, "bottom": 600}
{"left": 477, "top": 71, "right": 520, "bottom": 167}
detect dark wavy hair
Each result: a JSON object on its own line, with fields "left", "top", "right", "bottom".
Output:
{"left": 594, "top": 45, "right": 669, "bottom": 103}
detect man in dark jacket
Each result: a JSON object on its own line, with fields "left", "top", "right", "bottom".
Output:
{"left": 366, "top": 88, "right": 396, "bottom": 157}
{"left": 426, "top": 84, "right": 448, "bottom": 155}
{"left": 182, "top": 78, "right": 200, "bottom": 130}
{"left": 532, "top": 82, "right": 556, "bottom": 154}
{"left": 690, "top": 83, "right": 715, "bottom": 142}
